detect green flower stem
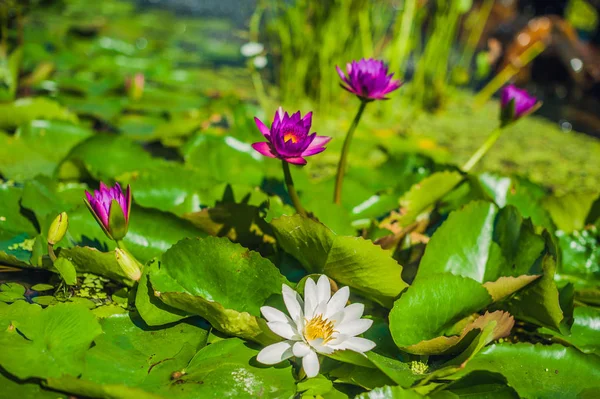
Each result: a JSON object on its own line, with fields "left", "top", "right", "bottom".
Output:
{"left": 282, "top": 160, "right": 307, "bottom": 217}
{"left": 334, "top": 100, "right": 368, "bottom": 204}
{"left": 461, "top": 126, "right": 503, "bottom": 172}
{"left": 47, "top": 243, "right": 57, "bottom": 263}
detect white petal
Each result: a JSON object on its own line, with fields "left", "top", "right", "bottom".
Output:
{"left": 293, "top": 341, "right": 311, "bottom": 358}
{"left": 324, "top": 286, "right": 350, "bottom": 319}
{"left": 267, "top": 321, "right": 299, "bottom": 340}
{"left": 310, "top": 340, "right": 335, "bottom": 355}
{"left": 302, "top": 350, "right": 320, "bottom": 378}
{"left": 337, "top": 319, "right": 373, "bottom": 337}
{"left": 330, "top": 303, "right": 364, "bottom": 326}
{"left": 257, "top": 341, "right": 293, "bottom": 365}
{"left": 282, "top": 285, "right": 304, "bottom": 324}
{"left": 304, "top": 277, "right": 318, "bottom": 319}
{"left": 316, "top": 275, "right": 331, "bottom": 304}
{"left": 261, "top": 306, "right": 291, "bottom": 324}
{"left": 337, "top": 337, "right": 376, "bottom": 353}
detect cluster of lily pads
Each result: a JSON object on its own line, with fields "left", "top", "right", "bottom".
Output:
{"left": 1, "top": 1, "right": 600, "bottom": 399}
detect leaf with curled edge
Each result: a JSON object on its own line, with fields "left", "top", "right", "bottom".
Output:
{"left": 404, "top": 311, "right": 515, "bottom": 355}
{"left": 483, "top": 274, "right": 541, "bottom": 302}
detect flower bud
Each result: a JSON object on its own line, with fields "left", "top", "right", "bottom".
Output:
{"left": 85, "top": 182, "right": 131, "bottom": 241}
{"left": 114, "top": 248, "right": 142, "bottom": 282}
{"left": 126, "top": 73, "right": 145, "bottom": 101}
{"left": 47, "top": 212, "right": 68, "bottom": 245}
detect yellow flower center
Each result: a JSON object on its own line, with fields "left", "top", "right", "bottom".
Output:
{"left": 283, "top": 132, "right": 299, "bottom": 143}
{"left": 304, "top": 314, "right": 335, "bottom": 343}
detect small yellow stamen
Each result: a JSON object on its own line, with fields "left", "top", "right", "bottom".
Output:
{"left": 304, "top": 315, "right": 335, "bottom": 343}
{"left": 283, "top": 132, "right": 299, "bottom": 143}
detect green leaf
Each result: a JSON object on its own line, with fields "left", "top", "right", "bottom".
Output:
{"left": 0, "top": 183, "right": 38, "bottom": 236}
{"left": 417, "top": 201, "right": 500, "bottom": 282}
{"left": 0, "top": 98, "right": 77, "bottom": 129}
{"left": 119, "top": 164, "right": 216, "bottom": 215}
{"left": 0, "top": 368, "right": 68, "bottom": 399}
{"left": 0, "top": 303, "right": 102, "bottom": 380}
{"left": 31, "top": 284, "right": 54, "bottom": 291}
{"left": 149, "top": 237, "right": 285, "bottom": 344}
{"left": 395, "top": 170, "right": 464, "bottom": 226}
{"left": 135, "top": 260, "right": 189, "bottom": 326}
{"left": 543, "top": 192, "right": 599, "bottom": 234}
{"left": 44, "top": 375, "right": 165, "bottom": 399}
{"left": 82, "top": 313, "right": 208, "bottom": 387}
{"left": 0, "top": 282, "right": 27, "bottom": 303}
{"left": 556, "top": 227, "right": 600, "bottom": 289}
{"left": 54, "top": 257, "right": 78, "bottom": 285}
{"left": 389, "top": 273, "right": 492, "bottom": 349}
{"left": 366, "top": 352, "right": 422, "bottom": 388}
{"left": 418, "top": 201, "right": 546, "bottom": 283}
{"left": 17, "top": 120, "right": 93, "bottom": 162}
{"left": 271, "top": 215, "right": 407, "bottom": 307}
{"left": 449, "top": 343, "right": 600, "bottom": 398}
{"left": 506, "top": 255, "right": 564, "bottom": 331}
{"left": 182, "top": 133, "right": 265, "bottom": 186}
{"left": 159, "top": 338, "right": 296, "bottom": 398}
{"left": 540, "top": 306, "right": 600, "bottom": 356}
{"left": 58, "top": 134, "right": 159, "bottom": 180}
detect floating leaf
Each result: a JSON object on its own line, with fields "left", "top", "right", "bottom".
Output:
{"left": 271, "top": 214, "right": 407, "bottom": 307}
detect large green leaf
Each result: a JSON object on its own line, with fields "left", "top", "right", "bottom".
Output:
{"left": 83, "top": 313, "right": 208, "bottom": 387}
{"left": 149, "top": 237, "right": 285, "bottom": 344}
{"left": 389, "top": 273, "right": 492, "bottom": 349}
{"left": 152, "top": 338, "right": 296, "bottom": 398}
{"left": 182, "top": 133, "right": 265, "bottom": 186}
{"left": 58, "top": 134, "right": 159, "bottom": 180}
{"left": 556, "top": 227, "right": 600, "bottom": 289}
{"left": 0, "top": 98, "right": 77, "bottom": 129}
{"left": 43, "top": 375, "right": 165, "bottom": 399}
{"left": 505, "top": 255, "right": 564, "bottom": 331}
{"left": 450, "top": 343, "right": 600, "bottom": 398}
{"left": 118, "top": 164, "right": 216, "bottom": 215}
{"left": 0, "top": 302, "right": 102, "bottom": 380}
{"left": 16, "top": 120, "right": 93, "bottom": 162}
{"left": 135, "top": 260, "right": 190, "bottom": 326}
{"left": 394, "top": 170, "right": 464, "bottom": 227}
{"left": 271, "top": 215, "right": 407, "bottom": 307}
{"left": 543, "top": 192, "right": 599, "bottom": 234}
{"left": 540, "top": 306, "right": 600, "bottom": 356}
{"left": 418, "top": 201, "right": 546, "bottom": 283}
{"left": 0, "top": 369, "right": 67, "bottom": 399}
{"left": 0, "top": 131, "right": 57, "bottom": 180}
{"left": 0, "top": 183, "right": 38, "bottom": 236}
{"left": 366, "top": 352, "right": 422, "bottom": 388}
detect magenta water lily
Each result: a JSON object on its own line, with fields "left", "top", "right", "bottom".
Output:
{"left": 252, "top": 106, "right": 331, "bottom": 166}
{"left": 336, "top": 58, "right": 402, "bottom": 101}
{"left": 85, "top": 182, "right": 131, "bottom": 241}
{"left": 500, "top": 84, "right": 539, "bottom": 126}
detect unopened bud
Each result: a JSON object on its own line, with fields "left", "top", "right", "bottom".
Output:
{"left": 48, "top": 212, "right": 68, "bottom": 245}
{"left": 114, "top": 248, "right": 142, "bottom": 281}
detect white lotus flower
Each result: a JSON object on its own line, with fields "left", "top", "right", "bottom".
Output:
{"left": 257, "top": 275, "right": 376, "bottom": 378}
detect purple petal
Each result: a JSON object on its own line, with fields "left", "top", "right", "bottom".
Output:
{"left": 252, "top": 142, "right": 278, "bottom": 158}
{"left": 254, "top": 117, "right": 271, "bottom": 138}
{"left": 310, "top": 135, "right": 332, "bottom": 147}
{"left": 284, "top": 156, "right": 307, "bottom": 165}
{"left": 301, "top": 146, "right": 326, "bottom": 157}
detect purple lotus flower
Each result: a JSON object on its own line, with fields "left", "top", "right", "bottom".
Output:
{"left": 500, "top": 84, "right": 538, "bottom": 122}
{"left": 252, "top": 107, "right": 331, "bottom": 165}
{"left": 85, "top": 182, "right": 131, "bottom": 241}
{"left": 336, "top": 59, "right": 402, "bottom": 101}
